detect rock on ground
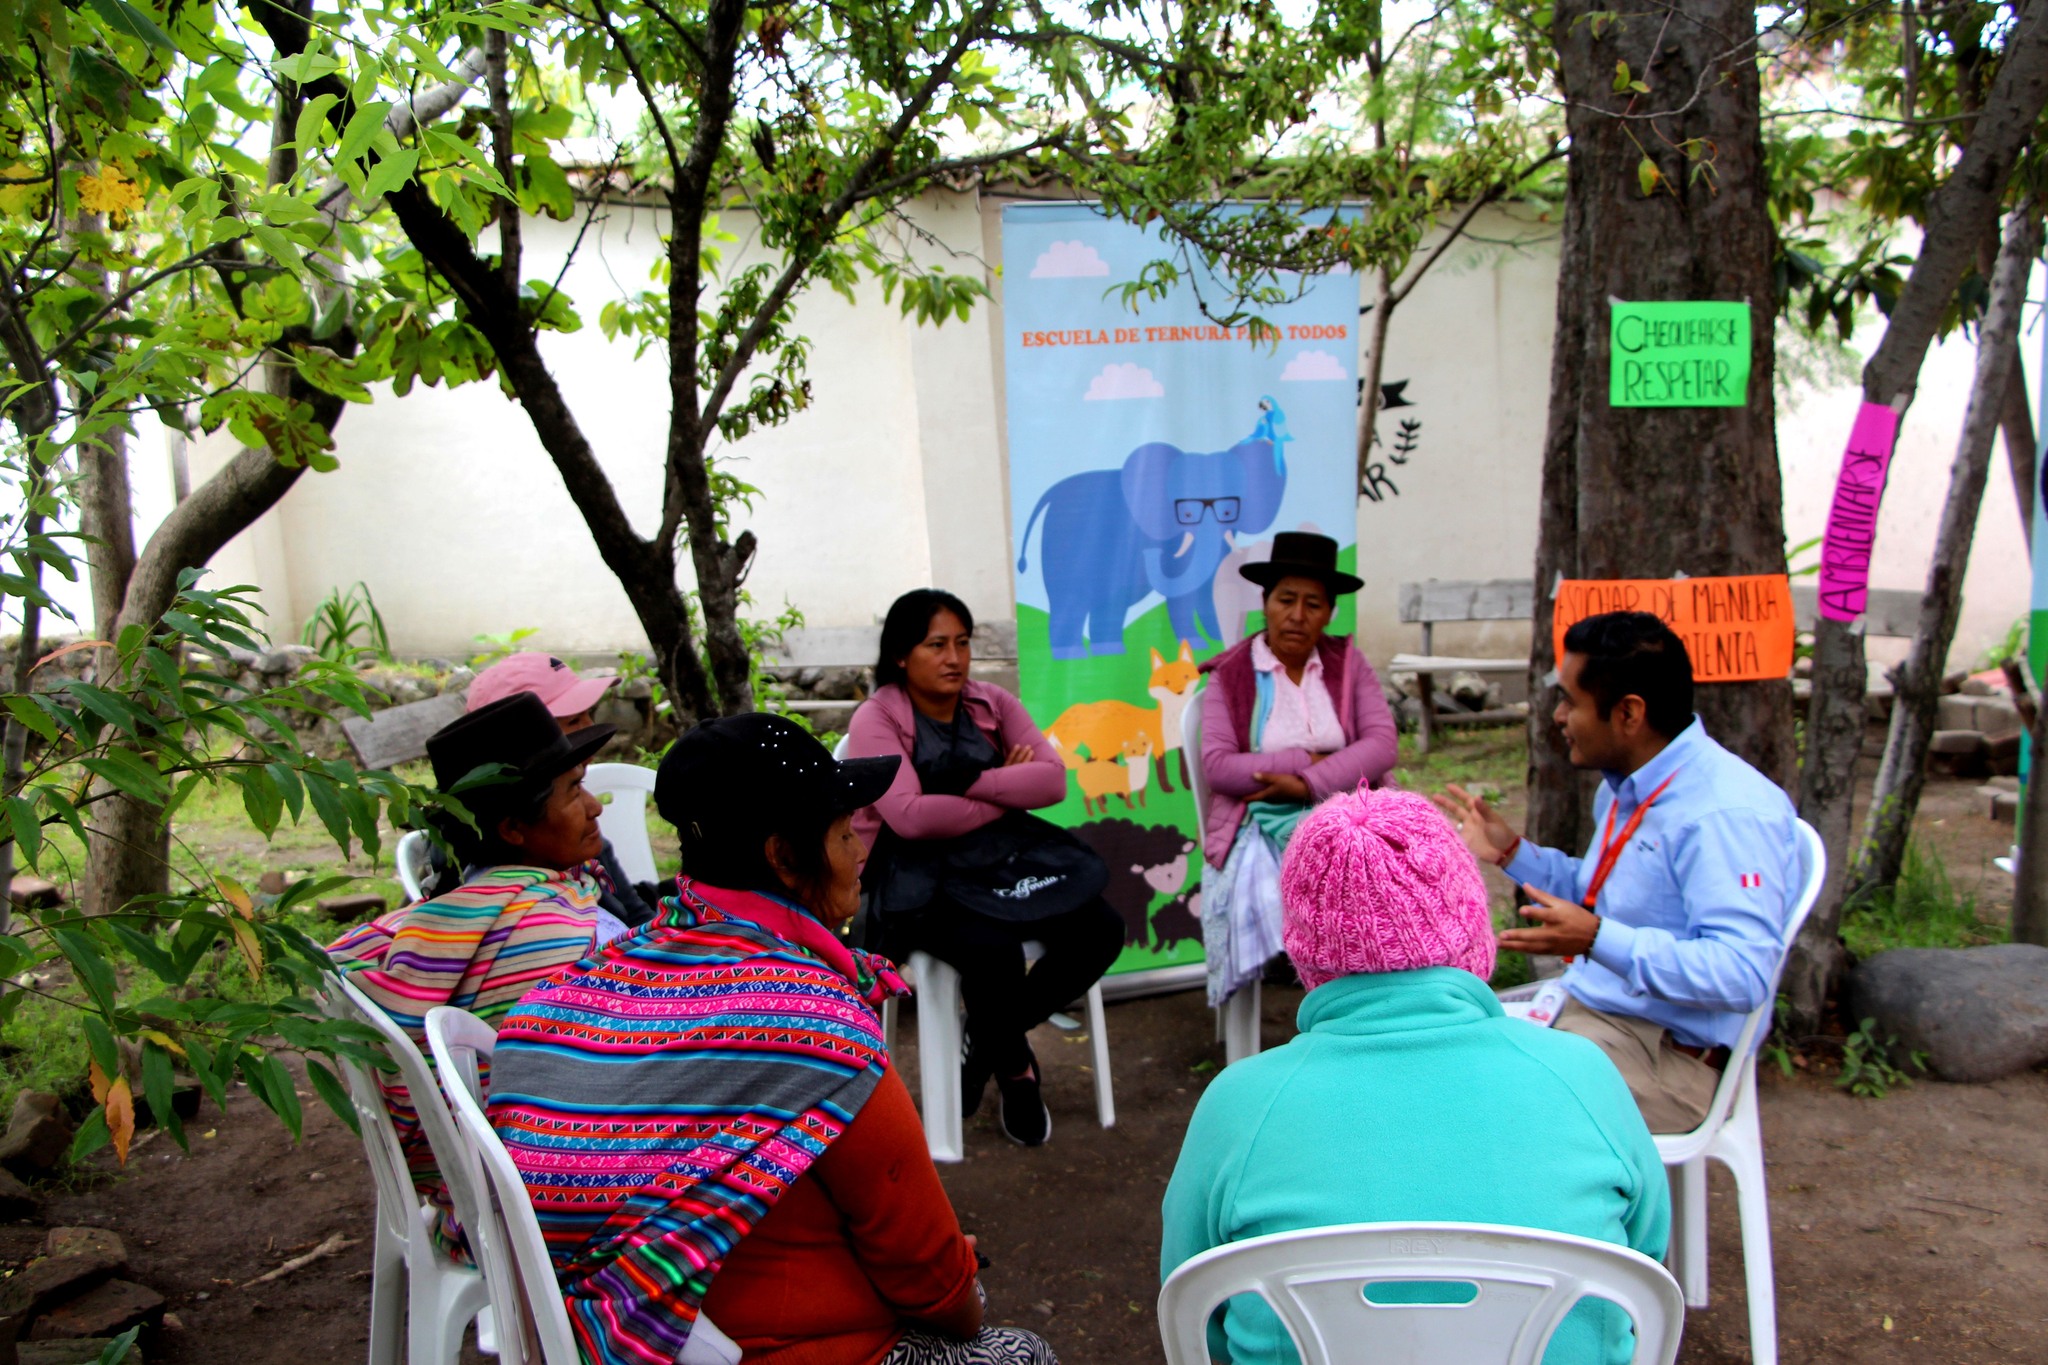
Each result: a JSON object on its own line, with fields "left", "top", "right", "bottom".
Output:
{"left": 1846, "top": 943, "right": 2048, "bottom": 1082}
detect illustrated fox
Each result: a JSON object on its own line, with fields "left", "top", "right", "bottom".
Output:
{"left": 1069, "top": 734, "right": 1152, "bottom": 816}
{"left": 1044, "top": 642, "right": 1201, "bottom": 795}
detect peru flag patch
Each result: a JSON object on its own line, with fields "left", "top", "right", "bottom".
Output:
{"left": 1739, "top": 873, "right": 1764, "bottom": 889}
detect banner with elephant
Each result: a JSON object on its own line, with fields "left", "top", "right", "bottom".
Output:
{"left": 1001, "top": 202, "right": 1360, "bottom": 980}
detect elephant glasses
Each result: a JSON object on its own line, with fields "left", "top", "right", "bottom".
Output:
{"left": 1174, "top": 495, "right": 1241, "bottom": 525}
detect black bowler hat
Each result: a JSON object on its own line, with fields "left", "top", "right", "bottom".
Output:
{"left": 426, "top": 693, "right": 614, "bottom": 816}
{"left": 1238, "top": 531, "right": 1364, "bottom": 595}
{"left": 655, "top": 712, "right": 899, "bottom": 847}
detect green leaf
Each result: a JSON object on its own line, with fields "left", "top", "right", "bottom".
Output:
{"left": 304, "top": 1057, "right": 360, "bottom": 1136}
{"left": 238, "top": 768, "right": 283, "bottom": 837}
{"left": 260, "top": 1052, "right": 303, "bottom": 1140}
{"left": 362, "top": 147, "right": 419, "bottom": 200}
{"left": 80, "top": 1012, "right": 121, "bottom": 1078}
{"left": 294, "top": 93, "right": 341, "bottom": 158}
{"left": 4, "top": 796, "right": 42, "bottom": 868}
{"left": 72, "top": 1106, "right": 111, "bottom": 1162}
{"left": 302, "top": 770, "right": 354, "bottom": 852}
{"left": 3, "top": 696, "right": 60, "bottom": 744}
{"left": 140, "top": 1040, "right": 186, "bottom": 1149}
{"left": 250, "top": 224, "right": 307, "bottom": 275}
{"left": 58, "top": 932, "right": 120, "bottom": 1018}
{"left": 1637, "top": 156, "right": 1660, "bottom": 197}
{"left": 1612, "top": 60, "right": 1631, "bottom": 94}
{"left": 272, "top": 49, "right": 342, "bottom": 84}
{"left": 337, "top": 102, "right": 393, "bottom": 166}
{"left": 183, "top": 1038, "right": 230, "bottom": 1113}
{"left": 83, "top": 0, "right": 172, "bottom": 49}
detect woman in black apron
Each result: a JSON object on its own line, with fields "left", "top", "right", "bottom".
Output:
{"left": 846, "top": 589, "right": 1124, "bottom": 1147}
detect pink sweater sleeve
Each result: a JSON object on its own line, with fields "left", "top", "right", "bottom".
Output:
{"left": 846, "top": 693, "right": 1004, "bottom": 842}
{"left": 1200, "top": 677, "right": 1312, "bottom": 797}
{"left": 1303, "top": 648, "right": 1399, "bottom": 799}
{"left": 962, "top": 687, "right": 1067, "bottom": 810}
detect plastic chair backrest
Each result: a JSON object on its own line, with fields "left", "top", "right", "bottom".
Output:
{"left": 425, "top": 1006, "right": 742, "bottom": 1365}
{"left": 1183, "top": 683, "right": 1209, "bottom": 860}
{"left": 1683, "top": 817, "right": 1827, "bottom": 1137}
{"left": 584, "top": 763, "right": 658, "bottom": 885}
{"left": 396, "top": 829, "right": 433, "bottom": 904}
{"left": 1158, "top": 1221, "right": 1685, "bottom": 1365}
{"left": 425, "top": 1007, "right": 581, "bottom": 1365}
{"left": 321, "top": 974, "right": 491, "bottom": 1260}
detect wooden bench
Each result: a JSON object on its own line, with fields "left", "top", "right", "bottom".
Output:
{"left": 1389, "top": 579, "right": 1535, "bottom": 755}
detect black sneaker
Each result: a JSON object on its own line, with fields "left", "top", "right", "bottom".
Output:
{"left": 996, "top": 1049, "right": 1051, "bottom": 1147}
{"left": 961, "top": 1033, "right": 996, "bottom": 1118}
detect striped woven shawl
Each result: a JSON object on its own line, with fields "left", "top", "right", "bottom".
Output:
{"left": 327, "top": 863, "right": 603, "bottom": 1248}
{"left": 487, "top": 878, "right": 910, "bottom": 1365}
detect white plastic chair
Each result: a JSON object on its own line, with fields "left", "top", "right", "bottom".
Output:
{"left": 1158, "top": 1222, "right": 1684, "bottom": 1365}
{"left": 583, "top": 762, "right": 659, "bottom": 885}
{"left": 1183, "top": 684, "right": 1262, "bottom": 1064}
{"left": 830, "top": 737, "right": 1114, "bottom": 1160}
{"left": 395, "top": 828, "right": 433, "bottom": 904}
{"left": 423, "top": 1006, "right": 740, "bottom": 1365}
{"left": 320, "top": 974, "right": 493, "bottom": 1365}
{"left": 1647, "top": 817, "right": 1826, "bottom": 1365}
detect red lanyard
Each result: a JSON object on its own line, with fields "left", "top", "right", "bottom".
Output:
{"left": 1582, "top": 772, "right": 1679, "bottom": 910}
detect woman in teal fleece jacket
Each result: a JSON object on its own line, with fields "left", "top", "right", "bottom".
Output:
{"left": 1160, "top": 789, "right": 1669, "bottom": 1364}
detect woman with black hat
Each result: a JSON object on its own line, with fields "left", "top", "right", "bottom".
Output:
{"left": 1195, "top": 531, "right": 1398, "bottom": 1006}
{"left": 325, "top": 691, "right": 617, "bottom": 1245}
{"left": 486, "top": 713, "right": 1058, "bottom": 1365}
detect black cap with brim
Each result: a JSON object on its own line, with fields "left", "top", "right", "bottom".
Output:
{"left": 427, "top": 694, "right": 616, "bottom": 814}
{"left": 655, "top": 712, "right": 900, "bottom": 841}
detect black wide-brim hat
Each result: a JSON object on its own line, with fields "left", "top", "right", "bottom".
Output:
{"left": 655, "top": 711, "right": 899, "bottom": 841}
{"left": 426, "top": 692, "right": 615, "bottom": 816}
{"left": 1239, "top": 530, "right": 1364, "bottom": 595}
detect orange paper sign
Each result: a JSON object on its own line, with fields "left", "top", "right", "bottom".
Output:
{"left": 1551, "top": 575, "right": 1796, "bottom": 683}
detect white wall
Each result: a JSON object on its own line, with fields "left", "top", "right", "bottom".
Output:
{"left": 94, "top": 190, "right": 2034, "bottom": 678}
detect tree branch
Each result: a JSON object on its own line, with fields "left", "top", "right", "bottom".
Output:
{"left": 698, "top": 0, "right": 1004, "bottom": 433}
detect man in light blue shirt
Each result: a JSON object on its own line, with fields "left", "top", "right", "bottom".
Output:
{"left": 1436, "top": 611, "right": 1800, "bottom": 1132}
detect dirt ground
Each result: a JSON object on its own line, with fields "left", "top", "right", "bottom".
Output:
{"left": 16, "top": 767, "right": 2037, "bottom": 1364}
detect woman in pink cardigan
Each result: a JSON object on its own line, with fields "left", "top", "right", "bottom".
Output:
{"left": 1197, "top": 533, "right": 1399, "bottom": 1005}
{"left": 848, "top": 589, "right": 1123, "bottom": 1147}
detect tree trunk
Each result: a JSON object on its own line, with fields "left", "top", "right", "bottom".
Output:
{"left": 2012, "top": 663, "right": 2048, "bottom": 944}
{"left": 1527, "top": 138, "right": 1594, "bottom": 855}
{"left": 0, "top": 504, "right": 46, "bottom": 937}
{"left": 1855, "top": 206, "right": 2038, "bottom": 896}
{"left": 1786, "top": 0, "right": 2048, "bottom": 1033}
{"left": 2003, "top": 339, "right": 2036, "bottom": 545}
{"left": 1356, "top": 264, "right": 1394, "bottom": 497}
{"left": 1530, "top": 0, "right": 1793, "bottom": 849}
{"left": 78, "top": 421, "right": 136, "bottom": 644}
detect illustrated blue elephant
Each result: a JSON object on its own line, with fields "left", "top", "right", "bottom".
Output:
{"left": 1017, "top": 400, "right": 1290, "bottom": 659}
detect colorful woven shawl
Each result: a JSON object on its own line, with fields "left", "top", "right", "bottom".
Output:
{"left": 326, "top": 863, "right": 602, "bottom": 1245}
{"left": 487, "top": 878, "right": 910, "bottom": 1365}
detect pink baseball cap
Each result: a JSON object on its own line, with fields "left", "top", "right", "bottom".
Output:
{"left": 466, "top": 652, "right": 616, "bottom": 720}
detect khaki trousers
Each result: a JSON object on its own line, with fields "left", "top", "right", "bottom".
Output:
{"left": 1553, "top": 999, "right": 1720, "bottom": 1134}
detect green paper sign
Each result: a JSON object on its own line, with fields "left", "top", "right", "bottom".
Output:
{"left": 1609, "top": 300, "right": 1750, "bottom": 407}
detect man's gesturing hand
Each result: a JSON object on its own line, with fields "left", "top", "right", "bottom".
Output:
{"left": 1498, "top": 884, "right": 1600, "bottom": 957}
{"left": 1429, "top": 783, "right": 1520, "bottom": 866}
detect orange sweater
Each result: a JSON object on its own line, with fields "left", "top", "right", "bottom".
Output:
{"left": 699, "top": 1064, "right": 980, "bottom": 1365}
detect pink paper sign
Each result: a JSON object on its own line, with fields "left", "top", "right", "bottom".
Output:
{"left": 1816, "top": 402, "right": 1902, "bottom": 623}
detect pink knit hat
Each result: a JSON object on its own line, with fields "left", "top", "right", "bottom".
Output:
{"left": 1280, "top": 787, "right": 1496, "bottom": 989}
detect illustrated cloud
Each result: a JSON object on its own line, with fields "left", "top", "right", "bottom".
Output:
{"left": 1280, "top": 349, "right": 1348, "bottom": 382}
{"left": 1031, "top": 240, "right": 1110, "bottom": 279}
{"left": 1084, "top": 363, "right": 1165, "bottom": 401}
